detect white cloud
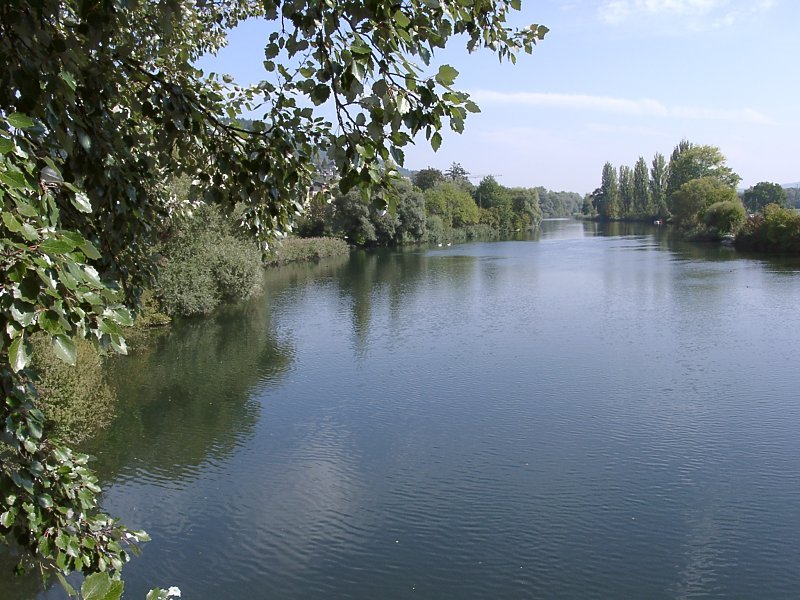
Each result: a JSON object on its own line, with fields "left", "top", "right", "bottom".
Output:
{"left": 598, "top": 0, "right": 776, "bottom": 28}
{"left": 468, "top": 89, "right": 773, "bottom": 125}
{"left": 586, "top": 123, "right": 673, "bottom": 137}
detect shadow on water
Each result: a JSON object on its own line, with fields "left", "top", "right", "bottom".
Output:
{"left": 331, "top": 247, "right": 481, "bottom": 356}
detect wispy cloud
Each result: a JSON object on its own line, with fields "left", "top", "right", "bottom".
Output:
{"left": 586, "top": 123, "right": 673, "bottom": 137}
{"left": 598, "top": 0, "right": 775, "bottom": 29}
{"left": 469, "top": 89, "right": 773, "bottom": 125}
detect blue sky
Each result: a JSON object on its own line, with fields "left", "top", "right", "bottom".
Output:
{"left": 197, "top": 0, "right": 800, "bottom": 194}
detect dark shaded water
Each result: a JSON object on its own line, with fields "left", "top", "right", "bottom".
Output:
{"left": 7, "top": 220, "right": 800, "bottom": 599}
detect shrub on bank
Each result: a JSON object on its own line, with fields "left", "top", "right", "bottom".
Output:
{"left": 265, "top": 236, "right": 351, "bottom": 265}
{"left": 155, "top": 204, "right": 263, "bottom": 317}
{"left": 735, "top": 204, "right": 800, "bottom": 253}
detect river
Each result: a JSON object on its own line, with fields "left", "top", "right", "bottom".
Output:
{"left": 7, "top": 219, "right": 800, "bottom": 599}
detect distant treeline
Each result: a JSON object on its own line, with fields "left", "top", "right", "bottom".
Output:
{"left": 590, "top": 139, "right": 800, "bottom": 254}
{"left": 296, "top": 163, "right": 581, "bottom": 246}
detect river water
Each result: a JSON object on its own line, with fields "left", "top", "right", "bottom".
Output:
{"left": 7, "top": 219, "right": 800, "bottom": 599}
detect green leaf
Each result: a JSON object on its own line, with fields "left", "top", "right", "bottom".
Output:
{"left": 394, "top": 10, "right": 411, "bottom": 28}
{"left": 20, "top": 222, "right": 38, "bottom": 241}
{"left": 79, "top": 240, "right": 102, "bottom": 260}
{"left": 0, "top": 136, "right": 13, "bottom": 154}
{"left": 431, "top": 132, "right": 442, "bottom": 152}
{"left": 2, "top": 211, "right": 23, "bottom": 232}
{"left": 10, "top": 303, "right": 35, "bottom": 327}
{"left": 435, "top": 65, "right": 459, "bottom": 87}
{"left": 14, "top": 199, "right": 38, "bottom": 217}
{"left": 0, "top": 170, "right": 28, "bottom": 189}
{"left": 107, "top": 306, "right": 134, "bottom": 327}
{"left": 81, "top": 572, "right": 124, "bottom": 600}
{"left": 39, "top": 311, "right": 63, "bottom": 335}
{"left": 0, "top": 508, "right": 17, "bottom": 527}
{"left": 60, "top": 70, "right": 77, "bottom": 91}
{"left": 52, "top": 335, "right": 77, "bottom": 366}
{"left": 71, "top": 192, "right": 92, "bottom": 213}
{"left": 39, "top": 238, "right": 77, "bottom": 254}
{"left": 389, "top": 146, "right": 405, "bottom": 165}
{"left": 6, "top": 113, "right": 35, "bottom": 129}
{"left": 9, "top": 334, "right": 30, "bottom": 372}
{"left": 310, "top": 83, "right": 330, "bottom": 106}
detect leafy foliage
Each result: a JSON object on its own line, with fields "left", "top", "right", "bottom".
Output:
{"left": 1, "top": 115, "right": 145, "bottom": 577}
{"left": 736, "top": 204, "right": 800, "bottom": 254}
{"left": 666, "top": 141, "right": 740, "bottom": 209}
{"left": 412, "top": 167, "right": 445, "bottom": 192}
{"left": 595, "top": 162, "right": 620, "bottom": 220}
{"left": 265, "top": 237, "right": 351, "bottom": 266}
{"left": 633, "top": 157, "right": 652, "bottom": 217}
{"left": 743, "top": 182, "right": 788, "bottom": 213}
{"left": 154, "top": 204, "right": 263, "bottom": 318}
{"left": 536, "top": 188, "right": 583, "bottom": 218}
{"left": 670, "top": 177, "right": 740, "bottom": 230}
{"left": 649, "top": 152, "right": 669, "bottom": 218}
{"left": 426, "top": 181, "right": 481, "bottom": 228}
{"left": 702, "top": 200, "right": 747, "bottom": 237}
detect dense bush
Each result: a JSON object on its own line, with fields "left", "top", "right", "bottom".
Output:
{"left": 265, "top": 236, "right": 351, "bottom": 265}
{"left": 671, "top": 177, "right": 740, "bottom": 230}
{"left": 155, "top": 204, "right": 263, "bottom": 317}
{"left": 702, "top": 200, "right": 747, "bottom": 237}
{"left": 735, "top": 204, "right": 800, "bottom": 254}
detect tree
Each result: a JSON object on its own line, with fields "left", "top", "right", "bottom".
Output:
{"left": 475, "top": 175, "right": 514, "bottom": 230}
{"left": 0, "top": 0, "right": 548, "bottom": 585}
{"left": 743, "top": 182, "right": 788, "bottom": 213}
{"left": 537, "top": 188, "right": 583, "bottom": 217}
{"left": 666, "top": 139, "right": 693, "bottom": 199}
{"left": 667, "top": 141, "right": 740, "bottom": 212}
{"left": 395, "top": 183, "right": 427, "bottom": 243}
{"left": 596, "top": 162, "right": 620, "bottom": 220}
{"left": 445, "top": 162, "right": 471, "bottom": 183}
{"left": 650, "top": 152, "right": 669, "bottom": 218}
{"left": 633, "top": 156, "right": 652, "bottom": 217}
{"left": 582, "top": 191, "right": 598, "bottom": 216}
{"left": 510, "top": 187, "right": 543, "bottom": 229}
{"left": 703, "top": 200, "right": 747, "bottom": 236}
{"left": 413, "top": 167, "right": 445, "bottom": 192}
{"left": 424, "top": 181, "right": 480, "bottom": 228}
{"left": 618, "top": 165, "right": 634, "bottom": 218}
{"left": 670, "top": 177, "right": 741, "bottom": 230}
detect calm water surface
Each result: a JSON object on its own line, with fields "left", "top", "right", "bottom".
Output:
{"left": 9, "top": 220, "right": 800, "bottom": 599}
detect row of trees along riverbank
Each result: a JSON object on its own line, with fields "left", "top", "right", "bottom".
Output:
{"left": 296, "top": 162, "right": 581, "bottom": 247}
{"left": 585, "top": 140, "right": 800, "bottom": 252}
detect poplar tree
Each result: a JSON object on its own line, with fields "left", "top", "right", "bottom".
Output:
{"left": 650, "top": 152, "right": 669, "bottom": 218}
{"left": 618, "top": 165, "right": 634, "bottom": 219}
{"left": 597, "top": 162, "right": 620, "bottom": 220}
{"left": 633, "top": 156, "right": 652, "bottom": 217}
